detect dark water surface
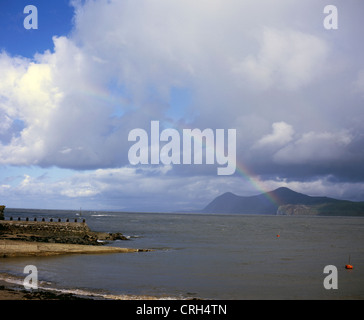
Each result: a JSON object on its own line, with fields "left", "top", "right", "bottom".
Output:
{"left": 1, "top": 210, "right": 364, "bottom": 299}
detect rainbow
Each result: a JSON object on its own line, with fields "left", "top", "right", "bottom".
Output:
{"left": 78, "top": 84, "right": 279, "bottom": 205}
{"left": 165, "top": 120, "right": 280, "bottom": 206}
{"left": 79, "top": 83, "right": 129, "bottom": 116}
{"left": 234, "top": 160, "right": 280, "bottom": 206}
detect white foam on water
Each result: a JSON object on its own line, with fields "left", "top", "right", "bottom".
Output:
{"left": 0, "top": 272, "right": 186, "bottom": 300}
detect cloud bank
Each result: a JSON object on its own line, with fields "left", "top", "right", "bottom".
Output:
{"left": 1, "top": 0, "right": 364, "bottom": 210}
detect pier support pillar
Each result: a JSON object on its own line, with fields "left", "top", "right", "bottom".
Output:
{"left": 0, "top": 205, "right": 5, "bottom": 220}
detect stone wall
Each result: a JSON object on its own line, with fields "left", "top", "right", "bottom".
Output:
{"left": 0, "top": 217, "right": 128, "bottom": 245}
{"left": 0, "top": 220, "right": 91, "bottom": 234}
{"left": 0, "top": 220, "right": 98, "bottom": 245}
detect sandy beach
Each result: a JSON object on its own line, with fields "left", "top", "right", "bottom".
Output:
{"left": 0, "top": 239, "right": 150, "bottom": 258}
{"left": 0, "top": 216, "right": 153, "bottom": 300}
{"left": 0, "top": 239, "right": 153, "bottom": 300}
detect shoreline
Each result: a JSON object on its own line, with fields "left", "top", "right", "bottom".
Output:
{"left": 0, "top": 239, "right": 151, "bottom": 258}
{"left": 0, "top": 240, "right": 157, "bottom": 300}
{"left": 0, "top": 275, "right": 182, "bottom": 301}
{"left": 0, "top": 280, "right": 190, "bottom": 301}
{"left": 0, "top": 280, "right": 94, "bottom": 300}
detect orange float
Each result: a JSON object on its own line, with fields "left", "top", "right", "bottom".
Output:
{"left": 345, "top": 255, "right": 353, "bottom": 269}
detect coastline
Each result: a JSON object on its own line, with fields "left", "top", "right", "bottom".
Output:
{"left": 0, "top": 239, "right": 151, "bottom": 258}
{"left": 0, "top": 280, "right": 93, "bottom": 300}
{"left": 0, "top": 239, "right": 156, "bottom": 300}
{"left": 0, "top": 274, "right": 179, "bottom": 300}
{"left": 0, "top": 215, "right": 155, "bottom": 300}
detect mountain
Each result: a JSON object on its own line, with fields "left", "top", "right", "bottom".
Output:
{"left": 202, "top": 187, "right": 364, "bottom": 216}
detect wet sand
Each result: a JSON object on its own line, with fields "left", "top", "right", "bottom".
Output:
{"left": 0, "top": 280, "right": 92, "bottom": 300}
{"left": 0, "top": 278, "right": 168, "bottom": 300}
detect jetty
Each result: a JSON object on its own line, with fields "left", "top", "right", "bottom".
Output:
{"left": 0, "top": 207, "right": 151, "bottom": 258}
{"left": 0, "top": 216, "right": 128, "bottom": 245}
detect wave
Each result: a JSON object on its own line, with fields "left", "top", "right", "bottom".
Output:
{"left": 91, "top": 214, "right": 116, "bottom": 217}
{"left": 0, "top": 272, "right": 187, "bottom": 300}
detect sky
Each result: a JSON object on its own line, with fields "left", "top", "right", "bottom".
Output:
{"left": 0, "top": 0, "right": 364, "bottom": 212}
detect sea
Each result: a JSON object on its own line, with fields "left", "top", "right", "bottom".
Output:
{"left": 1, "top": 209, "right": 364, "bottom": 300}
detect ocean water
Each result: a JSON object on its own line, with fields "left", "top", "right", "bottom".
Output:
{"left": 1, "top": 210, "right": 364, "bottom": 300}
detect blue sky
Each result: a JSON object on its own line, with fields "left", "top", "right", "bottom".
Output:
{"left": 1, "top": 1, "right": 364, "bottom": 211}
{"left": 0, "top": 0, "right": 74, "bottom": 58}
{"left": 0, "top": 0, "right": 79, "bottom": 209}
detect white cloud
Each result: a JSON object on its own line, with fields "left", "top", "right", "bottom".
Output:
{"left": 263, "top": 176, "right": 364, "bottom": 202}
{"left": 0, "top": 114, "right": 12, "bottom": 134}
{"left": 273, "top": 130, "right": 353, "bottom": 164}
{"left": 354, "top": 69, "right": 364, "bottom": 96}
{"left": 1, "top": 0, "right": 364, "bottom": 210}
{"left": 235, "top": 28, "right": 328, "bottom": 90}
{"left": 0, "top": 1, "right": 350, "bottom": 172}
{"left": 2, "top": 165, "right": 363, "bottom": 211}
{"left": 0, "top": 166, "right": 245, "bottom": 211}
{"left": 255, "top": 121, "right": 294, "bottom": 148}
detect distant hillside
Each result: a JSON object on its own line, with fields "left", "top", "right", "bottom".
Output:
{"left": 202, "top": 187, "right": 364, "bottom": 216}
{"left": 277, "top": 202, "right": 364, "bottom": 217}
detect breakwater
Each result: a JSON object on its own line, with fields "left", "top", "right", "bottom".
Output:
{"left": 0, "top": 217, "right": 128, "bottom": 245}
